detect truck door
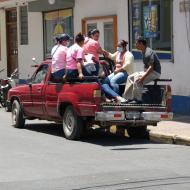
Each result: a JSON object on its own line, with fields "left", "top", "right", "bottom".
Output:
{"left": 29, "top": 64, "right": 48, "bottom": 117}
{"left": 44, "top": 81, "right": 63, "bottom": 119}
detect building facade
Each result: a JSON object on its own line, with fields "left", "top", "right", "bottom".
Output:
{"left": 0, "top": 0, "right": 190, "bottom": 114}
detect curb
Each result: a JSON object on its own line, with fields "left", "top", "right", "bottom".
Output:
{"left": 149, "top": 132, "right": 174, "bottom": 144}
{"left": 149, "top": 132, "right": 190, "bottom": 146}
{"left": 174, "top": 136, "right": 190, "bottom": 146}
{"left": 109, "top": 126, "right": 190, "bottom": 146}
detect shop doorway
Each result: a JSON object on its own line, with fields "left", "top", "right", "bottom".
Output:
{"left": 82, "top": 15, "right": 118, "bottom": 53}
{"left": 6, "top": 8, "right": 18, "bottom": 77}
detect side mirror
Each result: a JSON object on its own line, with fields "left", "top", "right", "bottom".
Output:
{"left": 32, "top": 57, "right": 39, "bottom": 66}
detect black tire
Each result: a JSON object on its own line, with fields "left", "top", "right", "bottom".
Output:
{"left": 127, "top": 126, "right": 149, "bottom": 139}
{"left": 12, "top": 100, "right": 25, "bottom": 128}
{"left": 62, "top": 105, "right": 84, "bottom": 140}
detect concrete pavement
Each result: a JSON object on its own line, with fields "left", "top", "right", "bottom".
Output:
{"left": 1, "top": 108, "right": 190, "bottom": 190}
{"left": 148, "top": 115, "right": 190, "bottom": 146}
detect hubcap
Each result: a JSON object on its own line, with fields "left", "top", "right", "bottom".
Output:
{"left": 65, "top": 110, "right": 75, "bottom": 134}
{"left": 12, "top": 106, "right": 17, "bottom": 125}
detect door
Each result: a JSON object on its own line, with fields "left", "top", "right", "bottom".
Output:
{"left": 6, "top": 8, "right": 18, "bottom": 77}
{"left": 28, "top": 64, "right": 48, "bottom": 116}
{"left": 82, "top": 15, "right": 118, "bottom": 53}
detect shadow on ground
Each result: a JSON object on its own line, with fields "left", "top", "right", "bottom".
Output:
{"left": 23, "top": 122, "right": 150, "bottom": 147}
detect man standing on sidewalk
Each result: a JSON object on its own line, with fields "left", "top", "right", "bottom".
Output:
{"left": 123, "top": 36, "right": 161, "bottom": 104}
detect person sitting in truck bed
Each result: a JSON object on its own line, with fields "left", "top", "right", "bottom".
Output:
{"left": 83, "top": 29, "right": 105, "bottom": 76}
{"left": 64, "top": 33, "right": 85, "bottom": 80}
{"left": 101, "top": 40, "right": 134, "bottom": 103}
{"left": 122, "top": 36, "right": 161, "bottom": 104}
{"left": 51, "top": 33, "right": 71, "bottom": 81}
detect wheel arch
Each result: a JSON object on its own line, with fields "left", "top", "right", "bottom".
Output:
{"left": 58, "top": 102, "right": 74, "bottom": 117}
{"left": 10, "top": 96, "right": 21, "bottom": 109}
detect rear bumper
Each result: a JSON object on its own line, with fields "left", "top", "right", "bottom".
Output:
{"left": 95, "top": 111, "right": 173, "bottom": 126}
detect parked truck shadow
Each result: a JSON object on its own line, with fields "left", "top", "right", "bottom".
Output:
{"left": 23, "top": 122, "right": 150, "bottom": 147}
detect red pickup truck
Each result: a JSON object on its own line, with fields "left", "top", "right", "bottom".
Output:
{"left": 7, "top": 60, "right": 173, "bottom": 140}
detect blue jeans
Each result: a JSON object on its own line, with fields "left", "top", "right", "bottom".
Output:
{"left": 66, "top": 69, "right": 79, "bottom": 78}
{"left": 51, "top": 69, "right": 65, "bottom": 81}
{"left": 102, "top": 71, "right": 128, "bottom": 98}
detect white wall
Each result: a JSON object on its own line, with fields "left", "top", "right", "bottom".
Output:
{"left": 74, "top": 0, "right": 129, "bottom": 41}
{"left": 171, "top": 0, "right": 190, "bottom": 96}
{"left": 0, "top": 1, "right": 44, "bottom": 79}
{"left": 18, "top": 12, "right": 44, "bottom": 78}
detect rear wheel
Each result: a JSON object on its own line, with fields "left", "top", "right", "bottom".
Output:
{"left": 12, "top": 100, "right": 25, "bottom": 128}
{"left": 62, "top": 105, "right": 84, "bottom": 140}
{"left": 127, "top": 126, "right": 149, "bottom": 139}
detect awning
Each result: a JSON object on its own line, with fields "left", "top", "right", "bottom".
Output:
{"left": 28, "top": 0, "right": 75, "bottom": 12}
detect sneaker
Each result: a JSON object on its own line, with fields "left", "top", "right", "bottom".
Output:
{"left": 129, "top": 99, "right": 142, "bottom": 104}
{"left": 116, "top": 96, "right": 127, "bottom": 103}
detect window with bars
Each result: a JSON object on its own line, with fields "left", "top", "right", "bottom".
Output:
{"left": 20, "top": 6, "right": 28, "bottom": 45}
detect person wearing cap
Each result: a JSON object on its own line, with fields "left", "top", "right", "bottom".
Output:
{"left": 65, "top": 33, "right": 85, "bottom": 80}
{"left": 51, "top": 33, "right": 71, "bottom": 81}
{"left": 101, "top": 40, "right": 134, "bottom": 103}
{"left": 123, "top": 36, "right": 161, "bottom": 104}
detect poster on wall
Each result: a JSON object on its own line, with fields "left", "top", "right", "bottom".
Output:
{"left": 132, "top": 2, "right": 141, "bottom": 44}
{"left": 143, "top": 4, "right": 158, "bottom": 38}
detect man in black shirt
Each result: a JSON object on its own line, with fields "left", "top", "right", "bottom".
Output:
{"left": 123, "top": 36, "right": 161, "bottom": 103}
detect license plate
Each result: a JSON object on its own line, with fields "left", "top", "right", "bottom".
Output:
{"left": 125, "top": 111, "right": 141, "bottom": 119}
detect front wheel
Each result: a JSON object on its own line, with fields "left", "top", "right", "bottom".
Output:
{"left": 62, "top": 105, "right": 84, "bottom": 140}
{"left": 12, "top": 100, "right": 25, "bottom": 128}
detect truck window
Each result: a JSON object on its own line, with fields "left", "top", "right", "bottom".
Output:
{"left": 32, "top": 65, "right": 48, "bottom": 84}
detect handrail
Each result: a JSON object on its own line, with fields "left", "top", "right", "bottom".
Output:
{"left": 154, "top": 79, "right": 172, "bottom": 85}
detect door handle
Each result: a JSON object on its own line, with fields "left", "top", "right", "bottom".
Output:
{"left": 37, "top": 88, "right": 41, "bottom": 92}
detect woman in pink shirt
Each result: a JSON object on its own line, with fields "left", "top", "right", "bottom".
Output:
{"left": 83, "top": 29, "right": 104, "bottom": 76}
{"left": 65, "top": 33, "right": 85, "bottom": 79}
{"left": 51, "top": 33, "right": 71, "bottom": 81}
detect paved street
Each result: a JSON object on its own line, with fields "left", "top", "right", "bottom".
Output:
{"left": 0, "top": 108, "right": 190, "bottom": 190}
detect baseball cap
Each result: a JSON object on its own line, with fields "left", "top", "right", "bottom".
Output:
{"left": 57, "top": 33, "right": 72, "bottom": 42}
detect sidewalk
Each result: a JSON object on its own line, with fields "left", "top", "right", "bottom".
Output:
{"left": 109, "top": 115, "right": 190, "bottom": 146}
{"left": 148, "top": 115, "right": 190, "bottom": 146}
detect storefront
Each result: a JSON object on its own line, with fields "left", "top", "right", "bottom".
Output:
{"left": 28, "top": 0, "right": 74, "bottom": 58}
{"left": 129, "top": 0, "right": 173, "bottom": 60}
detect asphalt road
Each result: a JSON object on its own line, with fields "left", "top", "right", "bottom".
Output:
{"left": 0, "top": 108, "right": 190, "bottom": 190}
